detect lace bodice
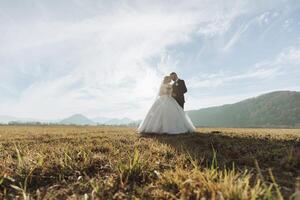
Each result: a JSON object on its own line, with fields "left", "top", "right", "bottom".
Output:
{"left": 159, "top": 84, "right": 173, "bottom": 96}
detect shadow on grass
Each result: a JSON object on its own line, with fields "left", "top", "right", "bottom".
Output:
{"left": 140, "top": 131, "right": 300, "bottom": 195}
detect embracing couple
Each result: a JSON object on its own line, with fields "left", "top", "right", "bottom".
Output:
{"left": 138, "top": 72, "right": 196, "bottom": 134}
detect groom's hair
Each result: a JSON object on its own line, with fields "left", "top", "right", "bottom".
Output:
{"left": 170, "top": 72, "right": 177, "bottom": 76}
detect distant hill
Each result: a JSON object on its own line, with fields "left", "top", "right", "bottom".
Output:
{"left": 60, "top": 115, "right": 139, "bottom": 126}
{"left": 92, "top": 117, "right": 112, "bottom": 124}
{"left": 60, "top": 114, "right": 95, "bottom": 125}
{"left": 0, "top": 114, "right": 138, "bottom": 126}
{"left": 188, "top": 91, "right": 300, "bottom": 128}
{"left": 2, "top": 91, "right": 299, "bottom": 128}
{"left": 105, "top": 118, "right": 134, "bottom": 125}
{"left": 93, "top": 117, "right": 139, "bottom": 125}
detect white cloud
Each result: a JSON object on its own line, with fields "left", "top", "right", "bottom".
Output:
{"left": 1, "top": 0, "right": 298, "bottom": 120}
{"left": 222, "top": 22, "right": 251, "bottom": 52}
{"left": 188, "top": 67, "right": 281, "bottom": 89}
{"left": 283, "top": 18, "right": 293, "bottom": 30}
{"left": 276, "top": 47, "right": 300, "bottom": 64}
{"left": 256, "top": 11, "right": 271, "bottom": 26}
{"left": 223, "top": 10, "right": 283, "bottom": 52}
{"left": 185, "top": 47, "right": 300, "bottom": 110}
{"left": 189, "top": 47, "right": 300, "bottom": 89}
{"left": 197, "top": 16, "right": 233, "bottom": 38}
{"left": 0, "top": 0, "right": 251, "bottom": 119}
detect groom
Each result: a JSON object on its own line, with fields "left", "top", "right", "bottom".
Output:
{"left": 170, "top": 72, "right": 187, "bottom": 109}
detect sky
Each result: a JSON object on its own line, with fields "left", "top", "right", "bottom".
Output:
{"left": 0, "top": 0, "right": 300, "bottom": 120}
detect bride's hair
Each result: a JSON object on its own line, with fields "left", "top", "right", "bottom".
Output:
{"left": 163, "top": 76, "right": 171, "bottom": 84}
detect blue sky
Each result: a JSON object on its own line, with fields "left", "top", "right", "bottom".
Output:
{"left": 0, "top": 0, "right": 300, "bottom": 120}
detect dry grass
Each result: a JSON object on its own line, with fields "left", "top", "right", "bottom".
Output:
{"left": 0, "top": 125, "right": 299, "bottom": 199}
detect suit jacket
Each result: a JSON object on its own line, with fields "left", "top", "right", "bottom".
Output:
{"left": 172, "top": 79, "right": 187, "bottom": 105}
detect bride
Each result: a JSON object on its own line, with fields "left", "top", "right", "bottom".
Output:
{"left": 138, "top": 76, "right": 196, "bottom": 134}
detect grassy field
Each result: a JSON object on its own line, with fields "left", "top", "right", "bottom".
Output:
{"left": 0, "top": 126, "right": 299, "bottom": 199}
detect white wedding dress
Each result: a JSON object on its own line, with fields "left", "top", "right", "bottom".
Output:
{"left": 138, "top": 83, "right": 196, "bottom": 134}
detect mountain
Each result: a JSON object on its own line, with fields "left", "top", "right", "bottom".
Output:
{"left": 188, "top": 91, "right": 300, "bottom": 128}
{"left": 4, "top": 90, "right": 298, "bottom": 127}
{"left": 60, "top": 115, "right": 138, "bottom": 126}
{"left": 92, "top": 116, "right": 139, "bottom": 125}
{"left": 92, "top": 117, "right": 112, "bottom": 124}
{"left": 60, "top": 114, "right": 95, "bottom": 125}
{"left": 105, "top": 118, "right": 135, "bottom": 125}
{"left": 0, "top": 114, "right": 138, "bottom": 126}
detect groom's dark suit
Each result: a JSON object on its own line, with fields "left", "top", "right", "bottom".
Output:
{"left": 172, "top": 79, "right": 187, "bottom": 109}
